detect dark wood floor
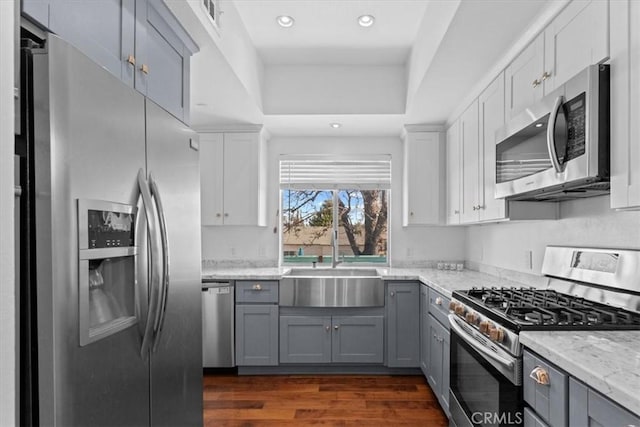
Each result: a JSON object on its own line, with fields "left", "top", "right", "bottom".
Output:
{"left": 203, "top": 373, "right": 448, "bottom": 426}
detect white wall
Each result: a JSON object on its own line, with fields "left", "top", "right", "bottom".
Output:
{"left": 466, "top": 196, "right": 640, "bottom": 274}
{"left": 263, "top": 65, "right": 406, "bottom": 115}
{"left": 0, "top": 0, "right": 16, "bottom": 422}
{"left": 202, "top": 135, "right": 466, "bottom": 266}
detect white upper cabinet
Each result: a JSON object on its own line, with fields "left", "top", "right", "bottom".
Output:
{"left": 460, "top": 100, "right": 480, "bottom": 224}
{"left": 200, "top": 131, "right": 267, "bottom": 226}
{"left": 505, "top": 34, "right": 545, "bottom": 121}
{"left": 446, "top": 123, "right": 461, "bottom": 225}
{"left": 506, "top": 0, "right": 609, "bottom": 120}
{"left": 543, "top": 0, "right": 609, "bottom": 93}
{"left": 478, "top": 73, "right": 507, "bottom": 222}
{"left": 610, "top": 0, "right": 640, "bottom": 209}
{"left": 403, "top": 130, "right": 445, "bottom": 226}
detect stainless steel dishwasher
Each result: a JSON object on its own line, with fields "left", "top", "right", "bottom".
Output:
{"left": 202, "top": 281, "right": 235, "bottom": 367}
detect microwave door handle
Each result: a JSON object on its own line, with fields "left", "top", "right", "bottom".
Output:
{"left": 137, "top": 169, "right": 162, "bottom": 360}
{"left": 149, "top": 174, "right": 170, "bottom": 353}
{"left": 448, "top": 314, "right": 515, "bottom": 369}
{"left": 546, "top": 95, "right": 565, "bottom": 173}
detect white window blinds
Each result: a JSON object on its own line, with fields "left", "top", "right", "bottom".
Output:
{"left": 280, "top": 155, "right": 391, "bottom": 190}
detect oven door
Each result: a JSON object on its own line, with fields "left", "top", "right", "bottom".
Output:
{"left": 449, "top": 316, "right": 523, "bottom": 427}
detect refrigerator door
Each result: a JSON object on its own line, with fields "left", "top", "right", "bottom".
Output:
{"left": 32, "top": 35, "right": 150, "bottom": 426}
{"left": 145, "top": 99, "right": 203, "bottom": 426}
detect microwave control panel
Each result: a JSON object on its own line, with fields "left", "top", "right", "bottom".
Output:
{"left": 563, "top": 92, "right": 586, "bottom": 162}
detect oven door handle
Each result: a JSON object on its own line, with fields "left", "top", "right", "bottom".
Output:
{"left": 448, "top": 314, "right": 515, "bottom": 369}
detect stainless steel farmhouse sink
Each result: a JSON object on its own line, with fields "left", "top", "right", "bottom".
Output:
{"left": 280, "top": 268, "right": 384, "bottom": 307}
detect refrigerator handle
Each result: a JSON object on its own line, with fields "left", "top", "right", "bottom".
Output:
{"left": 149, "top": 173, "right": 170, "bottom": 352}
{"left": 137, "top": 169, "right": 162, "bottom": 360}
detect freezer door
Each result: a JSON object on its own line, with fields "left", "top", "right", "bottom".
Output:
{"left": 144, "top": 99, "right": 203, "bottom": 426}
{"left": 32, "top": 35, "right": 150, "bottom": 426}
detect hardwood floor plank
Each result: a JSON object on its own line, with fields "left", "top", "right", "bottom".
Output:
{"left": 203, "top": 373, "right": 448, "bottom": 426}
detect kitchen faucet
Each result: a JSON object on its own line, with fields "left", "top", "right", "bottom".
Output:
{"left": 331, "top": 230, "right": 342, "bottom": 268}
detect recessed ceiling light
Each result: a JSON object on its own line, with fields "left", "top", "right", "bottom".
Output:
{"left": 276, "top": 15, "right": 295, "bottom": 28}
{"left": 329, "top": 123, "right": 342, "bottom": 129}
{"left": 358, "top": 15, "right": 375, "bottom": 27}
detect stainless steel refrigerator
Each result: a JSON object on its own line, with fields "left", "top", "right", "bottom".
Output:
{"left": 21, "top": 34, "right": 202, "bottom": 426}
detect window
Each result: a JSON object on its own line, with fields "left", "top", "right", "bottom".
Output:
{"left": 202, "top": 0, "right": 220, "bottom": 28}
{"left": 280, "top": 156, "right": 390, "bottom": 265}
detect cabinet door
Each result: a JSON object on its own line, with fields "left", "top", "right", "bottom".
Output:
{"left": 460, "top": 99, "right": 480, "bottom": 224}
{"left": 523, "top": 350, "right": 568, "bottom": 427}
{"left": 403, "top": 132, "right": 444, "bottom": 225}
{"left": 610, "top": 0, "right": 640, "bottom": 209}
{"left": 420, "top": 286, "right": 429, "bottom": 376}
{"left": 135, "top": 0, "right": 190, "bottom": 122}
{"left": 332, "top": 316, "right": 384, "bottom": 364}
{"left": 446, "top": 122, "right": 461, "bottom": 225}
{"left": 223, "top": 133, "right": 263, "bottom": 226}
{"left": 478, "top": 73, "right": 507, "bottom": 222}
{"left": 235, "top": 305, "right": 278, "bottom": 366}
{"left": 505, "top": 34, "right": 545, "bottom": 121}
{"left": 543, "top": 0, "right": 609, "bottom": 94}
{"left": 280, "top": 316, "right": 331, "bottom": 364}
{"left": 48, "top": 0, "right": 136, "bottom": 87}
{"left": 199, "top": 133, "right": 225, "bottom": 225}
{"left": 441, "top": 328, "right": 450, "bottom": 417}
{"left": 569, "top": 378, "right": 640, "bottom": 427}
{"left": 427, "top": 316, "right": 444, "bottom": 397}
{"left": 386, "top": 282, "right": 420, "bottom": 367}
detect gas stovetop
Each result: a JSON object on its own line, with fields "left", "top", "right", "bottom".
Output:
{"left": 453, "top": 286, "right": 640, "bottom": 332}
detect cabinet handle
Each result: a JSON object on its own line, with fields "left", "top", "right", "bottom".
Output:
{"left": 334, "top": 325, "right": 339, "bottom": 330}
{"left": 216, "top": 213, "right": 221, "bottom": 218}
{"left": 224, "top": 213, "right": 229, "bottom": 217}
{"left": 140, "top": 64, "right": 149, "bottom": 75}
{"left": 325, "top": 326, "right": 330, "bottom": 332}
{"left": 390, "top": 291, "right": 395, "bottom": 297}
{"left": 529, "top": 366, "right": 550, "bottom": 385}
{"left": 541, "top": 71, "right": 551, "bottom": 81}
{"left": 410, "top": 211, "right": 414, "bottom": 216}
{"left": 454, "top": 210, "right": 460, "bottom": 214}
{"left": 252, "top": 284, "right": 262, "bottom": 291}
{"left": 435, "top": 297, "right": 443, "bottom": 306}
{"left": 532, "top": 78, "right": 541, "bottom": 88}
{"left": 126, "top": 55, "right": 136, "bottom": 66}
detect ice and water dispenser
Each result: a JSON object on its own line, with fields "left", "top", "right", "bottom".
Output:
{"left": 77, "top": 200, "right": 138, "bottom": 346}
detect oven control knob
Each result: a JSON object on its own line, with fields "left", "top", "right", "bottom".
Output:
{"left": 454, "top": 304, "right": 466, "bottom": 316}
{"left": 448, "top": 301, "right": 458, "bottom": 312}
{"left": 479, "top": 320, "right": 492, "bottom": 335}
{"left": 465, "top": 311, "right": 480, "bottom": 325}
{"left": 489, "top": 327, "right": 505, "bottom": 343}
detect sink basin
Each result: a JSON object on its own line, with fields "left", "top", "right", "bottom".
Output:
{"left": 280, "top": 268, "right": 384, "bottom": 307}
{"left": 284, "top": 268, "right": 380, "bottom": 277}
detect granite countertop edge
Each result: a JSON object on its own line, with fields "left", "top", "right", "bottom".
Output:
{"left": 520, "top": 331, "right": 640, "bottom": 417}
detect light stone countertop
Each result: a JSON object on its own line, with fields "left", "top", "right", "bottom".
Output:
{"left": 201, "top": 266, "right": 542, "bottom": 297}
{"left": 520, "top": 330, "right": 640, "bottom": 417}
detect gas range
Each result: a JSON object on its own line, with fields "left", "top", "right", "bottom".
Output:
{"left": 449, "top": 246, "right": 640, "bottom": 358}
{"left": 448, "top": 246, "right": 640, "bottom": 427}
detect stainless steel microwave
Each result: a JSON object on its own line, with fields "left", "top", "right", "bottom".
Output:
{"left": 495, "top": 64, "right": 609, "bottom": 201}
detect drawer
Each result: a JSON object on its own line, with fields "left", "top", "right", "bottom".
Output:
{"left": 523, "top": 350, "right": 568, "bottom": 427}
{"left": 428, "top": 287, "right": 451, "bottom": 328}
{"left": 235, "top": 280, "right": 279, "bottom": 303}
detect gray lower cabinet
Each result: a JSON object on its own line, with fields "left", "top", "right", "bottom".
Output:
{"left": 427, "top": 313, "right": 450, "bottom": 416}
{"left": 569, "top": 377, "right": 640, "bottom": 427}
{"left": 235, "top": 304, "right": 278, "bottom": 366}
{"left": 420, "top": 285, "right": 429, "bottom": 376}
{"left": 280, "top": 315, "right": 384, "bottom": 364}
{"left": 523, "top": 350, "right": 568, "bottom": 427}
{"left": 386, "top": 282, "right": 420, "bottom": 367}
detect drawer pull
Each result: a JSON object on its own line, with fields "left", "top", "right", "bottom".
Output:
{"left": 325, "top": 326, "right": 330, "bottom": 332}
{"left": 435, "top": 297, "right": 443, "bottom": 306}
{"left": 126, "top": 54, "right": 136, "bottom": 66}
{"left": 529, "top": 366, "right": 550, "bottom": 385}
{"left": 252, "top": 284, "right": 262, "bottom": 291}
